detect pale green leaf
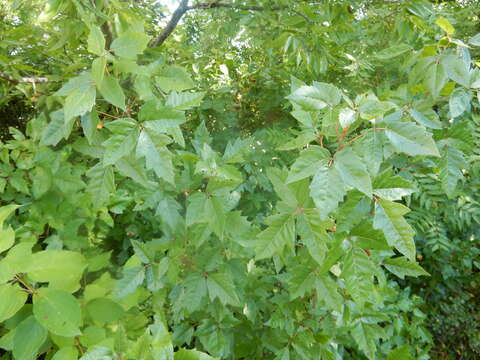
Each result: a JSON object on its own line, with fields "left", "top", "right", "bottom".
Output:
{"left": 136, "top": 129, "right": 174, "bottom": 184}
{"left": 339, "top": 107, "right": 357, "bottom": 128}
{"left": 0, "top": 226, "right": 15, "bottom": 254}
{"left": 86, "top": 163, "right": 115, "bottom": 208}
{"left": 102, "top": 133, "right": 137, "bottom": 166}
{"left": 436, "top": 17, "right": 454, "bottom": 35}
{"left": 424, "top": 62, "right": 447, "bottom": 99}
{"left": 384, "top": 121, "right": 439, "bottom": 157}
{"left": 470, "top": 33, "right": 480, "bottom": 46}
{"left": 335, "top": 147, "right": 372, "bottom": 197}
{"left": 87, "top": 26, "right": 105, "bottom": 55}
{"left": 376, "top": 44, "right": 411, "bottom": 60}
{"left": 156, "top": 66, "right": 195, "bottom": 92}
{"left": 373, "top": 169, "right": 416, "bottom": 200}
{"left": 409, "top": 108, "right": 442, "bottom": 129}
{"left": 64, "top": 85, "right": 96, "bottom": 121}
{"left": 166, "top": 91, "right": 206, "bottom": 110}
{"left": 12, "top": 316, "right": 47, "bottom": 360}
{"left": 40, "top": 111, "right": 65, "bottom": 146}
{"left": 33, "top": 288, "right": 82, "bottom": 337}
{"left": 442, "top": 55, "right": 471, "bottom": 87}
{"left": 286, "top": 146, "right": 330, "bottom": 183}
{"left": 27, "top": 250, "right": 88, "bottom": 292}
{"left": 111, "top": 29, "right": 150, "bottom": 59}
{"left": 174, "top": 348, "right": 217, "bottom": 360}
{"left": 0, "top": 283, "right": 27, "bottom": 322}
{"left": 113, "top": 266, "right": 145, "bottom": 299}
{"left": 98, "top": 75, "right": 126, "bottom": 110}
{"left": 52, "top": 347, "right": 78, "bottom": 360}
{"left": 449, "top": 87, "right": 472, "bottom": 118}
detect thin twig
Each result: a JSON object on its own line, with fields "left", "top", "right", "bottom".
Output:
{"left": 0, "top": 71, "right": 50, "bottom": 84}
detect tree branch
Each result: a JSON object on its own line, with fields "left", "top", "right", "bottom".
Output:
{"left": 149, "top": 1, "right": 292, "bottom": 48}
{"left": 0, "top": 72, "right": 50, "bottom": 84}
{"left": 186, "top": 2, "right": 285, "bottom": 11}
{"left": 150, "top": 0, "right": 190, "bottom": 48}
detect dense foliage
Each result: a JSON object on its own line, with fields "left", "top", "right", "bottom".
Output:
{"left": 0, "top": 0, "right": 479, "bottom": 359}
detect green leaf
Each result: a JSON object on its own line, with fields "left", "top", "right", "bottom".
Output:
{"left": 384, "top": 257, "right": 430, "bottom": 279}
{"left": 156, "top": 66, "right": 195, "bottom": 92}
{"left": 315, "top": 276, "right": 342, "bottom": 312}
{"left": 409, "top": 108, "right": 442, "bottom": 129}
{"left": 256, "top": 213, "right": 295, "bottom": 260}
{"left": 40, "top": 111, "right": 65, "bottom": 146}
{"left": 0, "top": 226, "right": 15, "bottom": 254}
{"left": 33, "top": 288, "right": 82, "bottom": 337}
{"left": 86, "top": 298, "right": 125, "bottom": 323}
{"left": 87, "top": 26, "right": 106, "bottom": 55}
{"left": 136, "top": 129, "right": 174, "bottom": 184}
{"left": 424, "top": 62, "right": 447, "bottom": 99}
{"left": 439, "top": 144, "right": 467, "bottom": 198}
{"left": 0, "top": 283, "right": 27, "bottom": 322}
{"left": 113, "top": 266, "right": 145, "bottom": 299}
{"left": 27, "top": 250, "right": 88, "bottom": 292}
{"left": 12, "top": 316, "right": 47, "bottom": 360}
{"left": 174, "top": 348, "right": 217, "bottom": 360}
{"left": 334, "top": 147, "right": 372, "bottom": 197}
{"left": 288, "top": 264, "right": 316, "bottom": 300}
{"left": 436, "top": 17, "right": 454, "bottom": 35}
{"left": 277, "top": 131, "right": 317, "bottom": 151}
{"left": 111, "top": 29, "right": 150, "bottom": 59}
{"left": 373, "top": 169, "right": 416, "bottom": 200}
{"left": 350, "top": 222, "right": 390, "bottom": 251}
{"left": 64, "top": 84, "right": 96, "bottom": 121}
{"left": 86, "top": 163, "right": 115, "bottom": 208}
{"left": 166, "top": 91, "right": 206, "bottom": 110}
{"left": 79, "top": 347, "right": 113, "bottom": 360}
{"left": 449, "top": 87, "right": 472, "bottom": 118}
{"left": 81, "top": 111, "right": 100, "bottom": 145}
{"left": 206, "top": 271, "right": 240, "bottom": 306}
{"left": 376, "top": 44, "right": 411, "bottom": 59}
{"left": 297, "top": 211, "right": 329, "bottom": 266}
{"left": 373, "top": 199, "right": 416, "bottom": 260}
{"left": 310, "top": 165, "right": 346, "bottom": 219}
{"left": 470, "top": 33, "right": 480, "bottom": 46}
{"left": 205, "top": 196, "right": 226, "bottom": 238}
{"left": 384, "top": 121, "right": 439, "bottom": 157}
{"left": 442, "top": 55, "right": 471, "bottom": 87}
{"left": 342, "top": 248, "right": 376, "bottom": 308}
{"left": 351, "top": 323, "right": 378, "bottom": 359}
{"left": 102, "top": 132, "right": 138, "bottom": 166}
{"left": 98, "top": 75, "right": 126, "bottom": 110}
{"left": 339, "top": 107, "right": 357, "bottom": 129}
{"left": 387, "top": 345, "right": 412, "bottom": 360}
{"left": 287, "top": 85, "right": 330, "bottom": 111}
{"left": 52, "top": 347, "right": 78, "bottom": 360}
{"left": 54, "top": 73, "right": 93, "bottom": 97}
{"left": 286, "top": 146, "right": 330, "bottom": 183}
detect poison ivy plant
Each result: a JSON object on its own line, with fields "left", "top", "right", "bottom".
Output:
{"left": 0, "top": 0, "right": 479, "bottom": 359}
